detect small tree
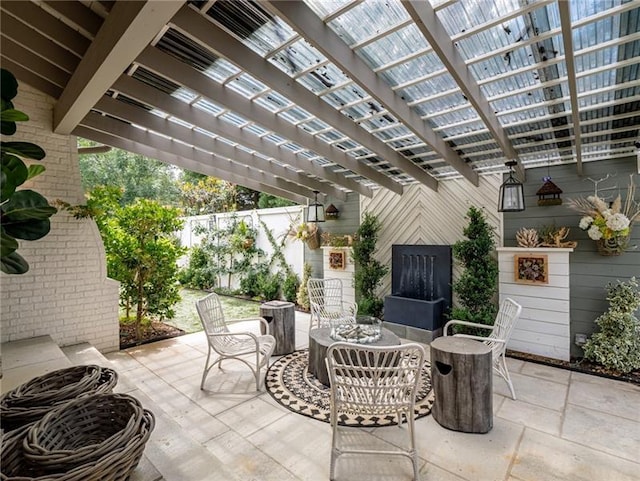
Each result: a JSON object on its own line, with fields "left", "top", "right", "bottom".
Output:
{"left": 583, "top": 277, "right": 640, "bottom": 373}
{"left": 64, "top": 188, "right": 185, "bottom": 343}
{"left": 452, "top": 206, "right": 498, "bottom": 329}
{"left": 352, "top": 212, "right": 388, "bottom": 317}
{"left": 297, "top": 262, "right": 312, "bottom": 310}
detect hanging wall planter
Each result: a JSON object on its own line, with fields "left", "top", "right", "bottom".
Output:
{"left": 596, "top": 235, "right": 630, "bottom": 256}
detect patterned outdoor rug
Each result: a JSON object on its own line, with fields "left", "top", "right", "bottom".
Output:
{"left": 265, "top": 349, "right": 434, "bottom": 427}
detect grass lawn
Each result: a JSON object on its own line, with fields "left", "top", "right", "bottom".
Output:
{"left": 167, "top": 288, "right": 262, "bottom": 333}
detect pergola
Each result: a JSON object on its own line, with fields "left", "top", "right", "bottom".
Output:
{"left": 1, "top": 0, "right": 638, "bottom": 205}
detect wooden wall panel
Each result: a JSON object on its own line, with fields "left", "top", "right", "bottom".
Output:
{"left": 502, "top": 157, "right": 640, "bottom": 358}
{"left": 360, "top": 175, "right": 502, "bottom": 297}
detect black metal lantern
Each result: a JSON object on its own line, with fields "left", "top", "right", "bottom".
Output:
{"left": 307, "top": 190, "right": 325, "bottom": 222}
{"left": 498, "top": 161, "right": 525, "bottom": 212}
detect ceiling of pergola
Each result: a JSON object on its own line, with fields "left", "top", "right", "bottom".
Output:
{"left": 1, "top": 0, "right": 638, "bottom": 204}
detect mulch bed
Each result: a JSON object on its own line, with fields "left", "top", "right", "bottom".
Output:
{"left": 120, "top": 321, "right": 185, "bottom": 349}
{"left": 507, "top": 349, "right": 640, "bottom": 385}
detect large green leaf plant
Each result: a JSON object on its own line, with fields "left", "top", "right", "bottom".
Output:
{"left": 1, "top": 69, "right": 57, "bottom": 274}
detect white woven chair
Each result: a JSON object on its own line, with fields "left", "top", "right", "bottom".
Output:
{"left": 195, "top": 292, "right": 276, "bottom": 391}
{"left": 325, "top": 342, "right": 425, "bottom": 481}
{"left": 307, "top": 278, "right": 358, "bottom": 330}
{"left": 444, "top": 297, "right": 523, "bottom": 400}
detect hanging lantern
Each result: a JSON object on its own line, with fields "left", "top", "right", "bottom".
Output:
{"left": 307, "top": 190, "right": 325, "bottom": 222}
{"left": 498, "top": 161, "right": 525, "bottom": 212}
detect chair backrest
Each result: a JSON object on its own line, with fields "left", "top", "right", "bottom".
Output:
{"left": 308, "top": 278, "right": 351, "bottom": 329}
{"left": 195, "top": 292, "right": 230, "bottom": 337}
{"left": 326, "top": 342, "right": 425, "bottom": 417}
{"left": 487, "top": 298, "right": 522, "bottom": 356}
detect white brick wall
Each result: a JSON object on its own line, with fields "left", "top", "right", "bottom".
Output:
{"left": 1, "top": 84, "right": 120, "bottom": 352}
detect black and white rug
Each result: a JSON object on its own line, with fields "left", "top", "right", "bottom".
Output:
{"left": 265, "top": 349, "right": 434, "bottom": 427}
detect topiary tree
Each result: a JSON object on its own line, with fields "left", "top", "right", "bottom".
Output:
{"left": 1, "top": 69, "right": 57, "bottom": 274}
{"left": 352, "top": 212, "right": 388, "bottom": 317}
{"left": 583, "top": 277, "right": 640, "bottom": 373}
{"left": 451, "top": 206, "right": 498, "bottom": 329}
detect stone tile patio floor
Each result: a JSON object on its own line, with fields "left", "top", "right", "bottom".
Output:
{"left": 2, "top": 310, "right": 639, "bottom": 481}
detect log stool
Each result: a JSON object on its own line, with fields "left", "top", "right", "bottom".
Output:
{"left": 430, "top": 336, "right": 493, "bottom": 433}
{"left": 260, "top": 301, "right": 295, "bottom": 355}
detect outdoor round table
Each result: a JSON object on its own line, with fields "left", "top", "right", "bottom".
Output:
{"left": 430, "top": 336, "right": 493, "bottom": 433}
{"left": 308, "top": 326, "right": 401, "bottom": 386}
{"left": 260, "top": 301, "right": 295, "bottom": 355}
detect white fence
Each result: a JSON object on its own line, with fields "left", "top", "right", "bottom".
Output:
{"left": 178, "top": 206, "right": 306, "bottom": 290}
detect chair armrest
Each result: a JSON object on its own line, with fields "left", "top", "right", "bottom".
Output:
{"left": 450, "top": 333, "right": 505, "bottom": 344}
{"left": 343, "top": 301, "right": 358, "bottom": 316}
{"left": 444, "top": 319, "right": 495, "bottom": 336}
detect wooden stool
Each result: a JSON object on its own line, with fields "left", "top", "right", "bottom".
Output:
{"left": 260, "top": 301, "right": 295, "bottom": 355}
{"left": 430, "top": 336, "right": 493, "bottom": 433}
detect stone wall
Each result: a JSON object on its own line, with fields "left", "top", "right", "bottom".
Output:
{"left": 0, "top": 83, "right": 120, "bottom": 352}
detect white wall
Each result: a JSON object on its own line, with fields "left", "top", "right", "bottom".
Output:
{"left": 179, "top": 206, "right": 305, "bottom": 290}
{"left": 0, "top": 84, "right": 120, "bottom": 352}
{"left": 498, "top": 247, "right": 573, "bottom": 361}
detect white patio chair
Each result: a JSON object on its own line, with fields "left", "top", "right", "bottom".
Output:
{"left": 307, "top": 278, "right": 358, "bottom": 330}
{"left": 195, "top": 292, "right": 275, "bottom": 391}
{"left": 444, "top": 297, "right": 523, "bottom": 400}
{"left": 326, "top": 342, "right": 425, "bottom": 481}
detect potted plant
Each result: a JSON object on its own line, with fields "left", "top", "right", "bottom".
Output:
{"left": 1, "top": 69, "right": 57, "bottom": 274}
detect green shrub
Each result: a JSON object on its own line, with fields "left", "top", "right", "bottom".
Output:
{"left": 583, "top": 277, "right": 640, "bottom": 373}
{"left": 260, "top": 272, "right": 282, "bottom": 300}
{"left": 239, "top": 264, "right": 268, "bottom": 298}
{"left": 283, "top": 272, "right": 300, "bottom": 302}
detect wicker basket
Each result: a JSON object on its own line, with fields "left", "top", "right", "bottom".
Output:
{"left": 1, "top": 393, "right": 155, "bottom": 481}
{"left": 0, "top": 365, "right": 118, "bottom": 432}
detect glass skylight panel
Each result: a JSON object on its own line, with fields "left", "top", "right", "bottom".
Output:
{"left": 169, "top": 117, "right": 194, "bottom": 129}
{"left": 481, "top": 71, "right": 541, "bottom": 98}
{"left": 317, "top": 130, "right": 347, "bottom": 144}
{"left": 244, "top": 123, "right": 268, "bottom": 136}
{"left": 278, "top": 107, "right": 311, "bottom": 124}
{"left": 303, "top": 0, "right": 354, "bottom": 19}
{"left": 326, "top": 0, "right": 409, "bottom": 47}
{"left": 275, "top": 39, "right": 325, "bottom": 76}
{"left": 204, "top": 59, "right": 241, "bottom": 84}
{"left": 254, "top": 91, "right": 291, "bottom": 112}
{"left": 227, "top": 74, "right": 268, "bottom": 98}
{"left": 194, "top": 98, "right": 225, "bottom": 116}
{"left": 438, "top": 120, "right": 487, "bottom": 138}
{"left": 219, "top": 111, "right": 248, "bottom": 127}
{"left": 194, "top": 127, "right": 216, "bottom": 139}
{"left": 433, "top": 109, "right": 481, "bottom": 129}
{"left": 359, "top": 25, "right": 432, "bottom": 70}
{"left": 238, "top": 17, "right": 296, "bottom": 57}
{"left": 170, "top": 88, "right": 198, "bottom": 103}
{"left": 264, "top": 132, "right": 286, "bottom": 144}
{"left": 299, "top": 118, "right": 330, "bottom": 134}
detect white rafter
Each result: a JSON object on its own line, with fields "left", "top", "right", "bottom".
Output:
{"left": 53, "top": 1, "right": 184, "bottom": 134}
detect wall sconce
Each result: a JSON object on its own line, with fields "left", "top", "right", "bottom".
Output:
{"left": 498, "top": 161, "right": 525, "bottom": 212}
{"left": 325, "top": 204, "right": 340, "bottom": 220}
{"left": 307, "top": 190, "right": 325, "bottom": 222}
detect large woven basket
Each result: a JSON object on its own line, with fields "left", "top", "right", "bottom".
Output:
{"left": 0, "top": 393, "right": 155, "bottom": 481}
{"left": 0, "top": 365, "right": 118, "bottom": 432}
